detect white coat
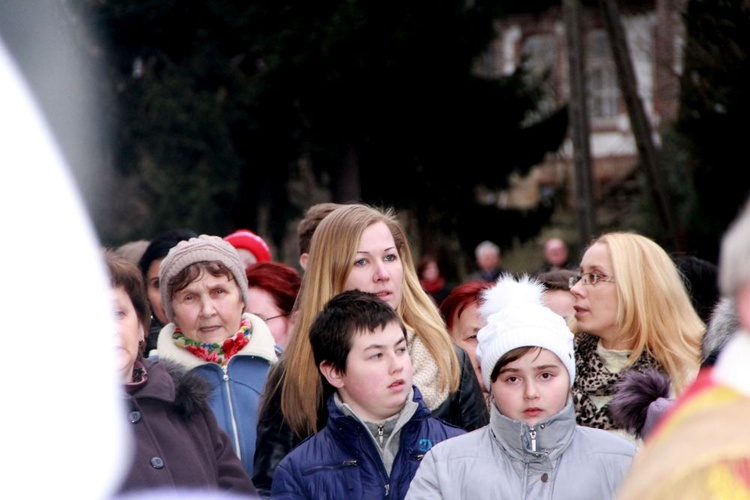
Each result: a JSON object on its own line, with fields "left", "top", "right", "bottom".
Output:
{"left": 406, "top": 398, "right": 635, "bottom": 499}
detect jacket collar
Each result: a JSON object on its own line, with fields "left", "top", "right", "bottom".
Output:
{"left": 327, "top": 386, "right": 430, "bottom": 435}
{"left": 489, "top": 397, "right": 577, "bottom": 462}
{"left": 128, "top": 358, "right": 175, "bottom": 403}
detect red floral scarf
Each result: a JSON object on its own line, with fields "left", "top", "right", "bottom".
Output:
{"left": 172, "top": 318, "right": 252, "bottom": 366}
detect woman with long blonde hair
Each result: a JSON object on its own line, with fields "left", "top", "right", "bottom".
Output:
{"left": 252, "top": 204, "right": 488, "bottom": 496}
{"left": 570, "top": 232, "right": 704, "bottom": 440}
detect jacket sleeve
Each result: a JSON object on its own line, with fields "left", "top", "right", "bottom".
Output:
{"left": 253, "top": 366, "right": 298, "bottom": 498}
{"left": 430, "top": 344, "right": 489, "bottom": 431}
{"left": 404, "top": 449, "right": 443, "bottom": 500}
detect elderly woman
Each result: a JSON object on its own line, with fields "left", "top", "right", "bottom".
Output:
{"left": 569, "top": 232, "right": 704, "bottom": 442}
{"left": 154, "top": 234, "right": 279, "bottom": 478}
{"left": 106, "top": 251, "right": 255, "bottom": 496}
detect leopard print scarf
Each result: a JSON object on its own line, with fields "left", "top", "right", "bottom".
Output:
{"left": 573, "top": 332, "right": 663, "bottom": 430}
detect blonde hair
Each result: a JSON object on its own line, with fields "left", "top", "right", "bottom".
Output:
{"left": 278, "top": 204, "right": 460, "bottom": 436}
{"left": 596, "top": 232, "right": 704, "bottom": 394}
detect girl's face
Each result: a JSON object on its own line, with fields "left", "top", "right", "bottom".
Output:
{"left": 112, "top": 285, "right": 143, "bottom": 383}
{"left": 343, "top": 222, "right": 403, "bottom": 310}
{"left": 570, "top": 242, "right": 622, "bottom": 348}
{"left": 171, "top": 272, "right": 245, "bottom": 344}
{"left": 491, "top": 348, "right": 570, "bottom": 427}
{"left": 448, "top": 303, "right": 486, "bottom": 391}
{"left": 146, "top": 258, "right": 167, "bottom": 325}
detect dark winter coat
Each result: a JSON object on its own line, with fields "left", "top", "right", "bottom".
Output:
{"left": 252, "top": 344, "right": 488, "bottom": 497}
{"left": 116, "top": 358, "right": 256, "bottom": 496}
{"left": 270, "top": 387, "right": 465, "bottom": 499}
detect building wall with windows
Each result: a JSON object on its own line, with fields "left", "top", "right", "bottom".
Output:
{"left": 475, "top": 1, "right": 681, "bottom": 211}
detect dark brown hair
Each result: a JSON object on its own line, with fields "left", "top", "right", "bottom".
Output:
{"left": 490, "top": 346, "right": 541, "bottom": 384}
{"left": 105, "top": 250, "right": 151, "bottom": 354}
{"left": 297, "top": 202, "right": 343, "bottom": 256}
{"left": 168, "top": 261, "right": 236, "bottom": 299}
{"left": 536, "top": 269, "right": 578, "bottom": 292}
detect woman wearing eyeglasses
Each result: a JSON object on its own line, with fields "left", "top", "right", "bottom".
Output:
{"left": 568, "top": 232, "right": 704, "bottom": 442}
{"left": 246, "top": 261, "right": 302, "bottom": 350}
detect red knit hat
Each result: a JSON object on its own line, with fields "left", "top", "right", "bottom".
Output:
{"left": 224, "top": 229, "right": 272, "bottom": 263}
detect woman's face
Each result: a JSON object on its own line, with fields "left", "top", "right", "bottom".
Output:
{"left": 420, "top": 260, "right": 440, "bottom": 282}
{"left": 235, "top": 248, "right": 258, "bottom": 269}
{"left": 448, "top": 303, "right": 486, "bottom": 392}
{"left": 112, "top": 285, "right": 143, "bottom": 383}
{"left": 343, "top": 221, "right": 403, "bottom": 310}
{"left": 570, "top": 242, "right": 621, "bottom": 348}
{"left": 248, "top": 286, "right": 291, "bottom": 348}
{"left": 146, "top": 258, "right": 167, "bottom": 325}
{"left": 543, "top": 289, "right": 576, "bottom": 320}
{"left": 171, "top": 271, "right": 245, "bottom": 344}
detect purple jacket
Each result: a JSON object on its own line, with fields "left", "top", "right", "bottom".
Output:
{"left": 116, "top": 358, "right": 257, "bottom": 497}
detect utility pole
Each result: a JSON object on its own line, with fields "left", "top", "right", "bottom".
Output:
{"left": 563, "top": 0, "right": 598, "bottom": 249}
{"left": 598, "top": 0, "right": 679, "bottom": 251}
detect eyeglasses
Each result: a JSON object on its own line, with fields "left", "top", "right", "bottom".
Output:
{"left": 569, "top": 272, "right": 615, "bottom": 288}
{"left": 260, "top": 313, "right": 289, "bottom": 323}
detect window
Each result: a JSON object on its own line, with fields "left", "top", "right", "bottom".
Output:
{"left": 586, "top": 30, "right": 619, "bottom": 120}
{"left": 521, "top": 33, "right": 558, "bottom": 117}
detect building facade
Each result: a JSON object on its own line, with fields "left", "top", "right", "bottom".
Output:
{"left": 474, "top": 1, "right": 681, "bottom": 213}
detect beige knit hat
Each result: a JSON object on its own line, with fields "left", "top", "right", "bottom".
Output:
{"left": 159, "top": 234, "right": 249, "bottom": 323}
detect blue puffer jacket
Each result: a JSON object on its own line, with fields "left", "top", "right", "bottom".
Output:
{"left": 271, "top": 387, "right": 465, "bottom": 499}
{"left": 155, "top": 313, "right": 279, "bottom": 478}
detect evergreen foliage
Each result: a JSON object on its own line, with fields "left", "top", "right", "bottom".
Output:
{"left": 676, "top": 0, "right": 750, "bottom": 263}
{"left": 85, "top": 0, "right": 568, "bottom": 257}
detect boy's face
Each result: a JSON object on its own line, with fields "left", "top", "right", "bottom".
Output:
{"left": 490, "top": 348, "right": 569, "bottom": 427}
{"left": 322, "top": 322, "right": 413, "bottom": 422}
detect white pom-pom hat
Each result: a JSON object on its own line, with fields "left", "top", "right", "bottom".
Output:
{"left": 476, "top": 273, "right": 575, "bottom": 390}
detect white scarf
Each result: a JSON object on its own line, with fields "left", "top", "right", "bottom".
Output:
{"left": 407, "top": 329, "right": 449, "bottom": 410}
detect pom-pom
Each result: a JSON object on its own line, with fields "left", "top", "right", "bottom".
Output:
{"left": 479, "top": 273, "right": 545, "bottom": 321}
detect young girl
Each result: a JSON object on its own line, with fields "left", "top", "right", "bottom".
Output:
{"left": 406, "top": 275, "right": 635, "bottom": 499}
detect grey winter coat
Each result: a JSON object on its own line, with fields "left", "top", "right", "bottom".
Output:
{"left": 406, "top": 399, "right": 635, "bottom": 500}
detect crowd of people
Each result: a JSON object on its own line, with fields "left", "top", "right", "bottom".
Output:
{"left": 101, "top": 199, "right": 750, "bottom": 499}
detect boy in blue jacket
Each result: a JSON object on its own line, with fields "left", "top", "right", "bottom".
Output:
{"left": 270, "top": 290, "right": 465, "bottom": 499}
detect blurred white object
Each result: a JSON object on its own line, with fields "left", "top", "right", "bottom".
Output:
{"left": 0, "top": 38, "right": 128, "bottom": 496}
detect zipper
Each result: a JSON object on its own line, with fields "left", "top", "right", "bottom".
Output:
{"left": 529, "top": 427, "right": 537, "bottom": 452}
{"left": 223, "top": 364, "right": 241, "bottom": 458}
{"left": 360, "top": 425, "right": 390, "bottom": 496}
